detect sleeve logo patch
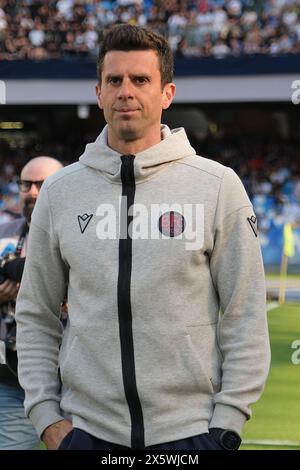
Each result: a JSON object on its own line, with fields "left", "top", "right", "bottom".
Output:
{"left": 78, "top": 213, "right": 93, "bottom": 234}
{"left": 247, "top": 215, "right": 258, "bottom": 237}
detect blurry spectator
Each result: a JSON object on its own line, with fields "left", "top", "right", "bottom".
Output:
{"left": 28, "top": 45, "right": 49, "bottom": 60}
{"left": 57, "top": 0, "right": 74, "bottom": 20}
{"left": 0, "top": 156, "right": 63, "bottom": 450}
{"left": 28, "top": 21, "right": 45, "bottom": 47}
{"left": 227, "top": 0, "right": 242, "bottom": 18}
{"left": 212, "top": 37, "right": 230, "bottom": 58}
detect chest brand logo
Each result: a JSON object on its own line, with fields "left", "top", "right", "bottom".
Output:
{"left": 78, "top": 213, "right": 93, "bottom": 234}
{"left": 158, "top": 211, "right": 186, "bottom": 237}
{"left": 247, "top": 215, "right": 258, "bottom": 238}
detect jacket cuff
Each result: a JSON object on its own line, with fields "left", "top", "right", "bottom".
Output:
{"left": 209, "top": 404, "right": 247, "bottom": 435}
{"left": 29, "top": 401, "right": 65, "bottom": 438}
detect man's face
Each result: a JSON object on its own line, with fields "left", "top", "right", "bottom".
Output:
{"left": 96, "top": 50, "right": 175, "bottom": 150}
{"left": 19, "top": 164, "right": 54, "bottom": 223}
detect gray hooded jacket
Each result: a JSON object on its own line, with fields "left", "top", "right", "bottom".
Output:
{"left": 16, "top": 125, "right": 270, "bottom": 448}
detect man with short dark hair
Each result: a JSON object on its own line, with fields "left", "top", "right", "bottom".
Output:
{"left": 0, "top": 156, "right": 63, "bottom": 449}
{"left": 16, "top": 25, "right": 270, "bottom": 451}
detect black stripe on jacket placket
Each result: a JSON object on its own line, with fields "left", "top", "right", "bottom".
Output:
{"left": 118, "top": 154, "right": 145, "bottom": 450}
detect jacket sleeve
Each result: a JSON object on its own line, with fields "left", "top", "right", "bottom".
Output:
{"left": 209, "top": 168, "right": 271, "bottom": 434}
{"left": 15, "top": 182, "right": 69, "bottom": 437}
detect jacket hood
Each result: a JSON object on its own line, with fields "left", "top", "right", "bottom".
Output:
{"left": 79, "top": 124, "right": 195, "bottom": 183}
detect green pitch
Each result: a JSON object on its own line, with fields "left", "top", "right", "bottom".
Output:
{"left": 241, "top": 303, "right": 300, "bottom": 450}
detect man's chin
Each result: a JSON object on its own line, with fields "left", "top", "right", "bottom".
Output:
{"left": 118, "top": 125, "right": 142, "bottom": 141}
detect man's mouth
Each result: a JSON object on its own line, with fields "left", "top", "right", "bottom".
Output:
{"left": 25, "top": 198, "right": 36, "bottom": 207}
{"left": 23, "top": 198, "right": 37, "bottom": 222}
{"left": 115, "top": 107, "right": 139, "bottom": 113}
{"left": 117, "top": 109, "right": 136, "bottom": 113}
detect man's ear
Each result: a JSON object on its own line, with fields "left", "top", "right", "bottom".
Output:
{"left": 95, "top": 83, "right": 102, "bottom": 109}
{"left": 162, "top": 83, "right": 176, "bottom": 110}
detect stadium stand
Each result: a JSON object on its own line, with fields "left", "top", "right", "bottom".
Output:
{"left": 0, "top": 0, "right": 299, "bottom": 60}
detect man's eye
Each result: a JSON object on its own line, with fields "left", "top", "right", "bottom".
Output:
{"left": 109, "top": 77, "right": 121, "bottom": 84}
{"left": 134, "top": 77, "right": 147, "bottom": 84}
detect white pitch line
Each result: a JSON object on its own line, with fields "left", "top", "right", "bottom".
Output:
{"left": 243, "top": 439, "right": 300, "bottom": 447}
{"left": 267, "top": 302, "right": 279, "bottom": 312}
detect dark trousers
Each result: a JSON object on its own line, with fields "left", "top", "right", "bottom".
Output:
{"left": 58, "top": 428, "right": 223, "bottom": 450}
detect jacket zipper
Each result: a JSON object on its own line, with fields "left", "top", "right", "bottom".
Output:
{"left": 118, "top": 154, "right": 145, "bottom": 449}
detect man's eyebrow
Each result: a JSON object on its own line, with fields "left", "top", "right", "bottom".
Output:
{"left": 105, "top": 73, "right": 151, "bottom": 81}
{"left": 130, "top": 74, "right": 151, "bottom": 79}
{"left": 105, "top": 74, "right": 122, "bottom": 81}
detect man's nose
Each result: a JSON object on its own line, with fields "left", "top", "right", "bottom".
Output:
{"left": 28, "top": 183, "right": 39, "bottom": 197}
{"left": 117, "top": 79, "right": 133, "bottom": 99}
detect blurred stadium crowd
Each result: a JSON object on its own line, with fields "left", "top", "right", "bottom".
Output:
{"left": 0, "top": 0, "right": 300, "bottom": 60}
{"left": 194, "top": 137, "right": 300, "bottom": 234}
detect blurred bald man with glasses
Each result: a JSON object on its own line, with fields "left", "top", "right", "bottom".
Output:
{"left": 0, "top": 156, "right": 63, "bottom": 450}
